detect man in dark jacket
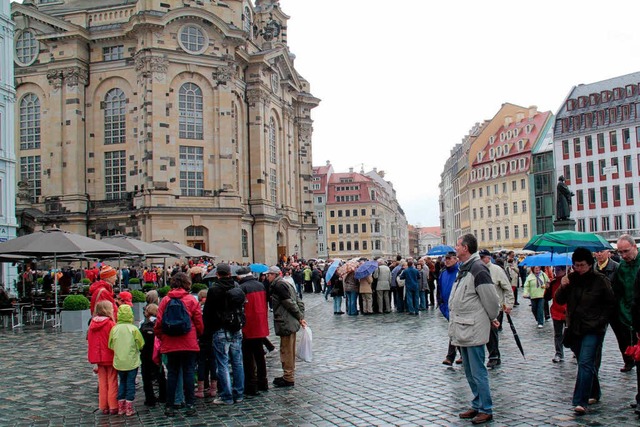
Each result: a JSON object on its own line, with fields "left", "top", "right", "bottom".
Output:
{"left": 202, "top": 263, "right": 245, "bottom": 405}
{"left": 237, "top": 267, "right": 270, "bottom": 395}
{"left": 266, "top": 266, "right": 307, "bottom": 387}
{"left": 555, "top": 247, "right": 615, "bottom": 415}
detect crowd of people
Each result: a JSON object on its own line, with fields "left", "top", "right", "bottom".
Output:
{"left": 84, "top": 261, "right": 307, "bottom": 417}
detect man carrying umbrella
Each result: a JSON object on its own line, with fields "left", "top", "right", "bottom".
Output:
{"left": 479, "top": 250, "right": 514, "bottom": 369}
{"left": 449, "top": 234, "right": 500, "bottom": 424}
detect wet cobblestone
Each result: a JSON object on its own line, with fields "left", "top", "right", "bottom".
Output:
{"left": 1, "top": 293, "right": 639, "bottom": 426}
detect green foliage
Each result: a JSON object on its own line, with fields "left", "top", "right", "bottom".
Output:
{"left": 191, "top": 283, "right": 207, "bottom": 293}
{"left": 128, "top": 278, "right": 141, "bottom": 284}
{"left": 81, "top": 278, "right": 91, "bottom": 285}
{"left": 36, "top": 277, "right": 44, "bottom": 286}
{"left": 82, "top": 285, "right": 90, "bottom": 296}
{"left": 131, "top": 290, "right": 146, "bottom": 303}
{"left": 62, "top": 295, "right": 90, "bottom": 311}
{"left": 157, "top": 286, "right": 170, "bottom": 297}
{"left": 142, "top": 283, "right": 156, "bottom": 292}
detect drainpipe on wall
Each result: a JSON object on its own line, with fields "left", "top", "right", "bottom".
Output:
{"left": 244, "top": 69, "right": 256, "bottom": 262}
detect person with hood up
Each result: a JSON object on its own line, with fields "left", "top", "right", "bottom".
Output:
{"left": 438, "top": 252, "right": 461, "bottom": 365}
{"left": 87, "top": 301, "right": 117, "bottom": 415}
{"left": 108, "top": 304, "right": 144, "bottom": 416}
{"left": 90, "top": 265, "right": 119, "bottom": 319}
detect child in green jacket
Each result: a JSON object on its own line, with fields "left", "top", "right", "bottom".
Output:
{"left": 108, "top": 304, "right": 144, "bottom": 416}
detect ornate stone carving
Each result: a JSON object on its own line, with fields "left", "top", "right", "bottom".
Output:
{"left": 64, "top": 67, "right": 89, "bottom": 87}
{"left": 135, "top": 54, "right": 168, "bottom": 82}
{"left": 47, "top": 69, "right": 64, "bottom": 90}
{"left": 297, "top": 123, "right": 312, "bottom": 144}
{"left": 17, "top": 181, "right": 32, "bottom": 202}
{"left": 246, "top": 88, "right": 270, "bottom": 105}
{"left": 213, "top": 64, "right": 235, "bottom": 86}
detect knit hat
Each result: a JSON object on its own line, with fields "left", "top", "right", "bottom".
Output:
{"left": 100, "top": 265, "right": 117, "bottom": 280}
{"left": 216, "top": 263, "right": 231, "bottom": 276}
{"left": 117, "top": 291, "right": 133, "bottom": 307}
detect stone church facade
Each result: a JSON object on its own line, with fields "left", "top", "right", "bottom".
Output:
{"left": 11, "top": 0, "right": 319, "bottom": 264}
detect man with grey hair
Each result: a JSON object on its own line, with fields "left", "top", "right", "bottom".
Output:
{"left": 266, "top": 266, "right": 307, "bottom": 387}
{"left": 611, "top": 234, "right": 639, "bottom": 373}
{"left": 373, "top": 258, "right": 391, "bottom": 313}
{"left": 450, "top": 234, "right": 500, "bottom": 424}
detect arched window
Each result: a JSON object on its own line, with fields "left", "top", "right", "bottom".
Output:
{"left": 269, "top": 117, "right": 276, "bottom": 163}
{"left": 104, "top": 88, "right": 126, "bottom": 145}
{"left": 243, "top": 6, "right": 252, "bottom": 36}
{"left": 186, "top": 226, "right": 205, "bottom": 237}
{"left": 20, "top": 93, "right": 41, "bottom": 150}
{"left": 179, "top": 83, "right": 203, "bottom": 139}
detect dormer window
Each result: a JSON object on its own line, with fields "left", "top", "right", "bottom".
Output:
{"left": 578, "top": 97, "right": 587, "bottom": 108}
{"left": 566, "top": 99, "right": 575, "bottom": 111}
{"left": 626, "top": 85, "right": 635, "bottom": 97}
{"left": 589, "top": 93, "right": 599, "bottom": 106}
{"left": 601, "top": 90, "right": 611, "bottom": 102}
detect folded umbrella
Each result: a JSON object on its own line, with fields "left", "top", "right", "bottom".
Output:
{"left": 426, "top": 245, "right": 455, "bottom": 256}
{"left": 506, "top": 313, "right": 526, "bottom": 359}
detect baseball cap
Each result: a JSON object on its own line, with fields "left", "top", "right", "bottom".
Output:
{"left": 444, "top": 251, "right": 457, "bottom": 258}
{"left": 478, "top": 249, "right": 491, "bottom": 257}
{"left": 267, "top": 266, "right": 281, "bottom": 274}
{"left": 216, "top": 263, "right": 231, "bottom": 276}
{"left": 236, "top": 266, "right": 251, "bottom": 276}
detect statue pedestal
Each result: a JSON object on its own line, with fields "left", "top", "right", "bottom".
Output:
{"left": 553, "top": 219, "right": 576, "bottom": 232}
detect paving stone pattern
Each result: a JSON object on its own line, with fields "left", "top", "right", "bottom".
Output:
{"left": 1, "top": 294, "right": 639, "bottom": 426}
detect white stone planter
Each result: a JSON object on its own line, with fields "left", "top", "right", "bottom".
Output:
{"left": 61, "top": 309, "right": 92, "bottom": 333}
{"left": 132, "top": 302, "right": 145, "bottom": 324}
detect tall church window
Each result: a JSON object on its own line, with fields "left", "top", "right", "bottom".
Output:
{"left": 104, "top": 150, "right": 127, "bottom": 200}
{"left": 104, "top": 88, "right": 126, "bottom": 145}
{"left": 179, "top": 146, "right": 204, "bottom": 196}
{"left": 243, "top": 6, "right": 252, "bottom": 36}
{"left": 241, "top": 230, "right": 249, "bottom": 257}
{"left": 20, "top": 93, "right": 40, "bottom": 150}
{"left": 179, "top": 83, "right": 203, "bottom": 140}
{"left": 20, "top": 156, "right": 41, "bottom": 203}
{"left": 269, "top": 117, "right": 276, "bottom": 163}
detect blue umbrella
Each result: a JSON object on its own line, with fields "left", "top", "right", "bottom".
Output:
{"left": 519, "top": 252, "right": 573, "bottom": 267}
{"left": 427, "top": 245, "right": 455, "bottom": 256}
{"left": 249, "top": 263, "right": 269, "bottom": 274}
{"left": 355, "top": 260, "right": 378, "bottom": 280}
{"left": 325, "top": 259, "right": 342, "bottom": 283}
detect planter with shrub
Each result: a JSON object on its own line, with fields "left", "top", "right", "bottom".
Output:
{"left": 157, "top": 286, "right": 170, "bottom": 298}
{"left": 131, "top": 290, "right": 146, "bottom": 322}
{"left": 61, "top": 295, "right": 92, "bottom": 333}
{"left": 142, "top": 282, "right": 156, "bottom": 292}
{"left": 191, "top": 283, "right": 207, "bottom": 294}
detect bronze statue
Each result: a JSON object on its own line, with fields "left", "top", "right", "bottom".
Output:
{"left": 556, "top": 176, "right": 574, "bottom": 221}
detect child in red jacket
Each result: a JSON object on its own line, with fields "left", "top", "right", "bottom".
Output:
{"left": 87, "top": 300, "right": 117, "bottom": 414}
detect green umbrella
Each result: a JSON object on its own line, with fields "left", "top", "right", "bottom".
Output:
{"left": 523, "top": 231, "right": 612, "bottom": 253}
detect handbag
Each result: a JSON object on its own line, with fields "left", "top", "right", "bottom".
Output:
{"left": 562, "top": 329, "right": 577, "bottom": 349}
{"left": 396, "top": 276, "right": 405, "bottom": 288}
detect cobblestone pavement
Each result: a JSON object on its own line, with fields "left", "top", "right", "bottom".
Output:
{"left": 1, "top": 293, "right": 639, "bottom": 426}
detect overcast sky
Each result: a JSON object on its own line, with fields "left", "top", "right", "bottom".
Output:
{"left": 282, "top": 0, "right": 640, "bottom": 227}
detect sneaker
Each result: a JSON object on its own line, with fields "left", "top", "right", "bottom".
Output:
{"left": 574, "top": 405, "right": 587, "bottom": 415}
{"left": 213, "top": 398, "right": 234, "bottom": 405}
{"left": 552, "top": 356, "right": 563, "bottom": 363}
{"left": 486, "top": 359, "right": 501, "bottom": 368}
{"left": 442, "top": 359, "right": 453, "bottom": 366}
{"left": 538, "top": 324, "right": 544, "bottom": 329}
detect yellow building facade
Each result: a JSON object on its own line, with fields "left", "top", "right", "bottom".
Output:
{"left": 11, "top": 0, "right": 319, "bottom": 264}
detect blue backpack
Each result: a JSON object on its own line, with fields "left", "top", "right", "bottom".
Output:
{"left": 161, "top": 297, "right": 192, "bottom": 336}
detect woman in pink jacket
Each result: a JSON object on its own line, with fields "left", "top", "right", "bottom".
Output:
{"left": 154, "top": 272, "right": 204, "bottom": 417}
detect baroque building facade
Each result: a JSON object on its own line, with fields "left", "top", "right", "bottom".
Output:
{"left": 312, "top": 161, "right": 332, "bottom": 259}
{"left": 11, "top": 0, "right": 319, "bottom": 264}
{"left": 1, "top": 0, "right": 18, "bottom": 289}
{"left": 554, "top": 72, "right": 640, "bottom": 240}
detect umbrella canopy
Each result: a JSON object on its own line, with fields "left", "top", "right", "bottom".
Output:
{"left": 203, "top": 264, "right": 240, "bottom": 280}
{"left": 426, "top": 245, "right": 456, "bottom": 256}
{"left": 325, "top": 259, "right": 342, "bottom": 283}
{"left": 249, "top": 263, "right": 269, "bottom": 274}
{"left": 506, "top": 313, "right": 526, "bottom": 359}
{"left": 151, "top": 240, "right": 216, "bottom": 259}
{"left": 354, "top": 260, "right": 378, "bottom": 280}
{"left": 523, "top": 231, "right": 613, "bottom": 253}
{"left": 0, "top": 228, "right": 129, "bottom": 258}
{"left": 519, "top": 252, "right": 573, "bottom": 267}
{"left": 102, "top": 235, "right": 183, "bottom": 257}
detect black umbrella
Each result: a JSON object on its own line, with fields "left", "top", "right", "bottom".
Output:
{"left": 506, "top": 313, "right": 526, "bottom": 359}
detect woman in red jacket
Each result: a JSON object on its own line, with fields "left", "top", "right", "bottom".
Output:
{"left": 87, "top": 300, "right": 117, "bottom": 414}
{"left": 154, "top": 273, "right": 204, "bottom": 417}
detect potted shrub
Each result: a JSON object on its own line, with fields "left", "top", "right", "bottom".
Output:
{"left": 142, "top": 282, "right": 156, "bottom": 292}
{"left": 191, "top": 283, "right": 207, "bottom": 294}
{"left": 128, "top": 278, "right": 141, "bottom": 291}
{"left": 81, "top": 278, "right": 91, "bottom": 286}
{"left": 157, "top": 286, "right": 170, "bottom": 298}
{"left": 61, "top": 295, "right": 92, "bottom": 333}
{"left": 131, "top": 290, "right": 146, "bottom": 322}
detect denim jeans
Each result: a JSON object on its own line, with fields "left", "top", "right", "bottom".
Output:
{"left": 460, "top": 345, "right": 493, "bottom": 415}
{"left": 333, "top": 295, "right": 343, "bottom": 313}
{"left": 345, "top": 291, "right": 358, "bottom": 315}
{"left": 530, "top": 298, "right": 545, "bottom": 325}
{"left": 571, "top": 333, "right": 604, "bottom": 407}
{"left": 117, "top": 368, "right": 138, "bottom": 401}
{"left": 213, "top": 330, "right": 244, "bottom": 403}
{"left": 166, "top": 351, "right": 197, "bottom": 407}
{"left": 419, "top": 291, "right": 428, "bottom": 310}
{"left": 324, "top": 285, "right": 333, "bottom": 300}
{"left": 405, "top": 288, "right": 419, "bottom": 314}
{"left": 392, "top": 287, "right": 405, "bottom": 312}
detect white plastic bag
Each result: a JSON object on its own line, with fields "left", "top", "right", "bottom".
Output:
{"left": 297, "top": 326, "right": 313, "bottom": 362}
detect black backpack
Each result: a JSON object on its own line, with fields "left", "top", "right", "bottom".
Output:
{"left": 161, "top": 297, "right": 192, "bottom": 336}
{"left": 222, "top": 284, "right": 246, "bottom": 333}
